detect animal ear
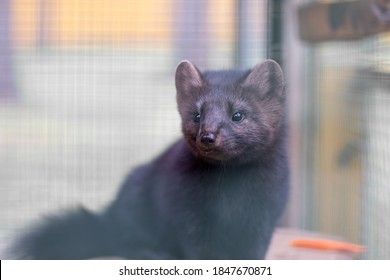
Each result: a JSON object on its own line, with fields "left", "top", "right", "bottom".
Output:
{"left": 175, "top": 60, "right": 204, "bottom": 95}
{"left": 243, "top": 60, "right": 284, "bottom": 100}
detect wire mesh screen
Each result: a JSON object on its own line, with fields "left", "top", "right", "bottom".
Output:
{"left": 360, "top": 50, "right": 390, "bottom": 259}
{"left": 300, "top": 27, "right": 390, "bottom": 259}
{"left": 0, "top": 0, "right": 268, "bottom": 254}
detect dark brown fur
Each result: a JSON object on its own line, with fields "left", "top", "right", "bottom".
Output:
{"left": 12, "top": 60, "right": 289, "bottom": 259}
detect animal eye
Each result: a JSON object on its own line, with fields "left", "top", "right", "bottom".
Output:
{"left": 194, "top": 113, "right": 201, "bottom": 123}
{"left": 232, "top": 112, "right": 244, "bottom": 122}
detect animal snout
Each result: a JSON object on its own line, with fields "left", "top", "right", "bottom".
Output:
{"left": 200, "top": 132, "right": 216, "bottom": 146}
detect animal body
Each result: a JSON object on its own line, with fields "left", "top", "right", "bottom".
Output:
{"left": 12, "top": 59, "right": 289, "bottom": 259}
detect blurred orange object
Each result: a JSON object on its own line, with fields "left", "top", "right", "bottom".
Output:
{"left": 291, "top": 239, "right": 366, "bottom": 253}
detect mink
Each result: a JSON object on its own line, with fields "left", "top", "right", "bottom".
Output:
{"left": 11, "top": 60, "right": 289, "bottom": 259}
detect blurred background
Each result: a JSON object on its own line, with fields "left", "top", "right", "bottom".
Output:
{"left": 0, "top": 0, "right": 389, "bottom": 259}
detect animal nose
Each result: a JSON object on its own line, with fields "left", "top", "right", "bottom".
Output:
{"left": 200, "top": 133, "right": 216, "bottom": 145}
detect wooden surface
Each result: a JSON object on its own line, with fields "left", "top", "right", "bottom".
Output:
{"left": 298, "top": 0, "right": 390, "bottom": 43}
